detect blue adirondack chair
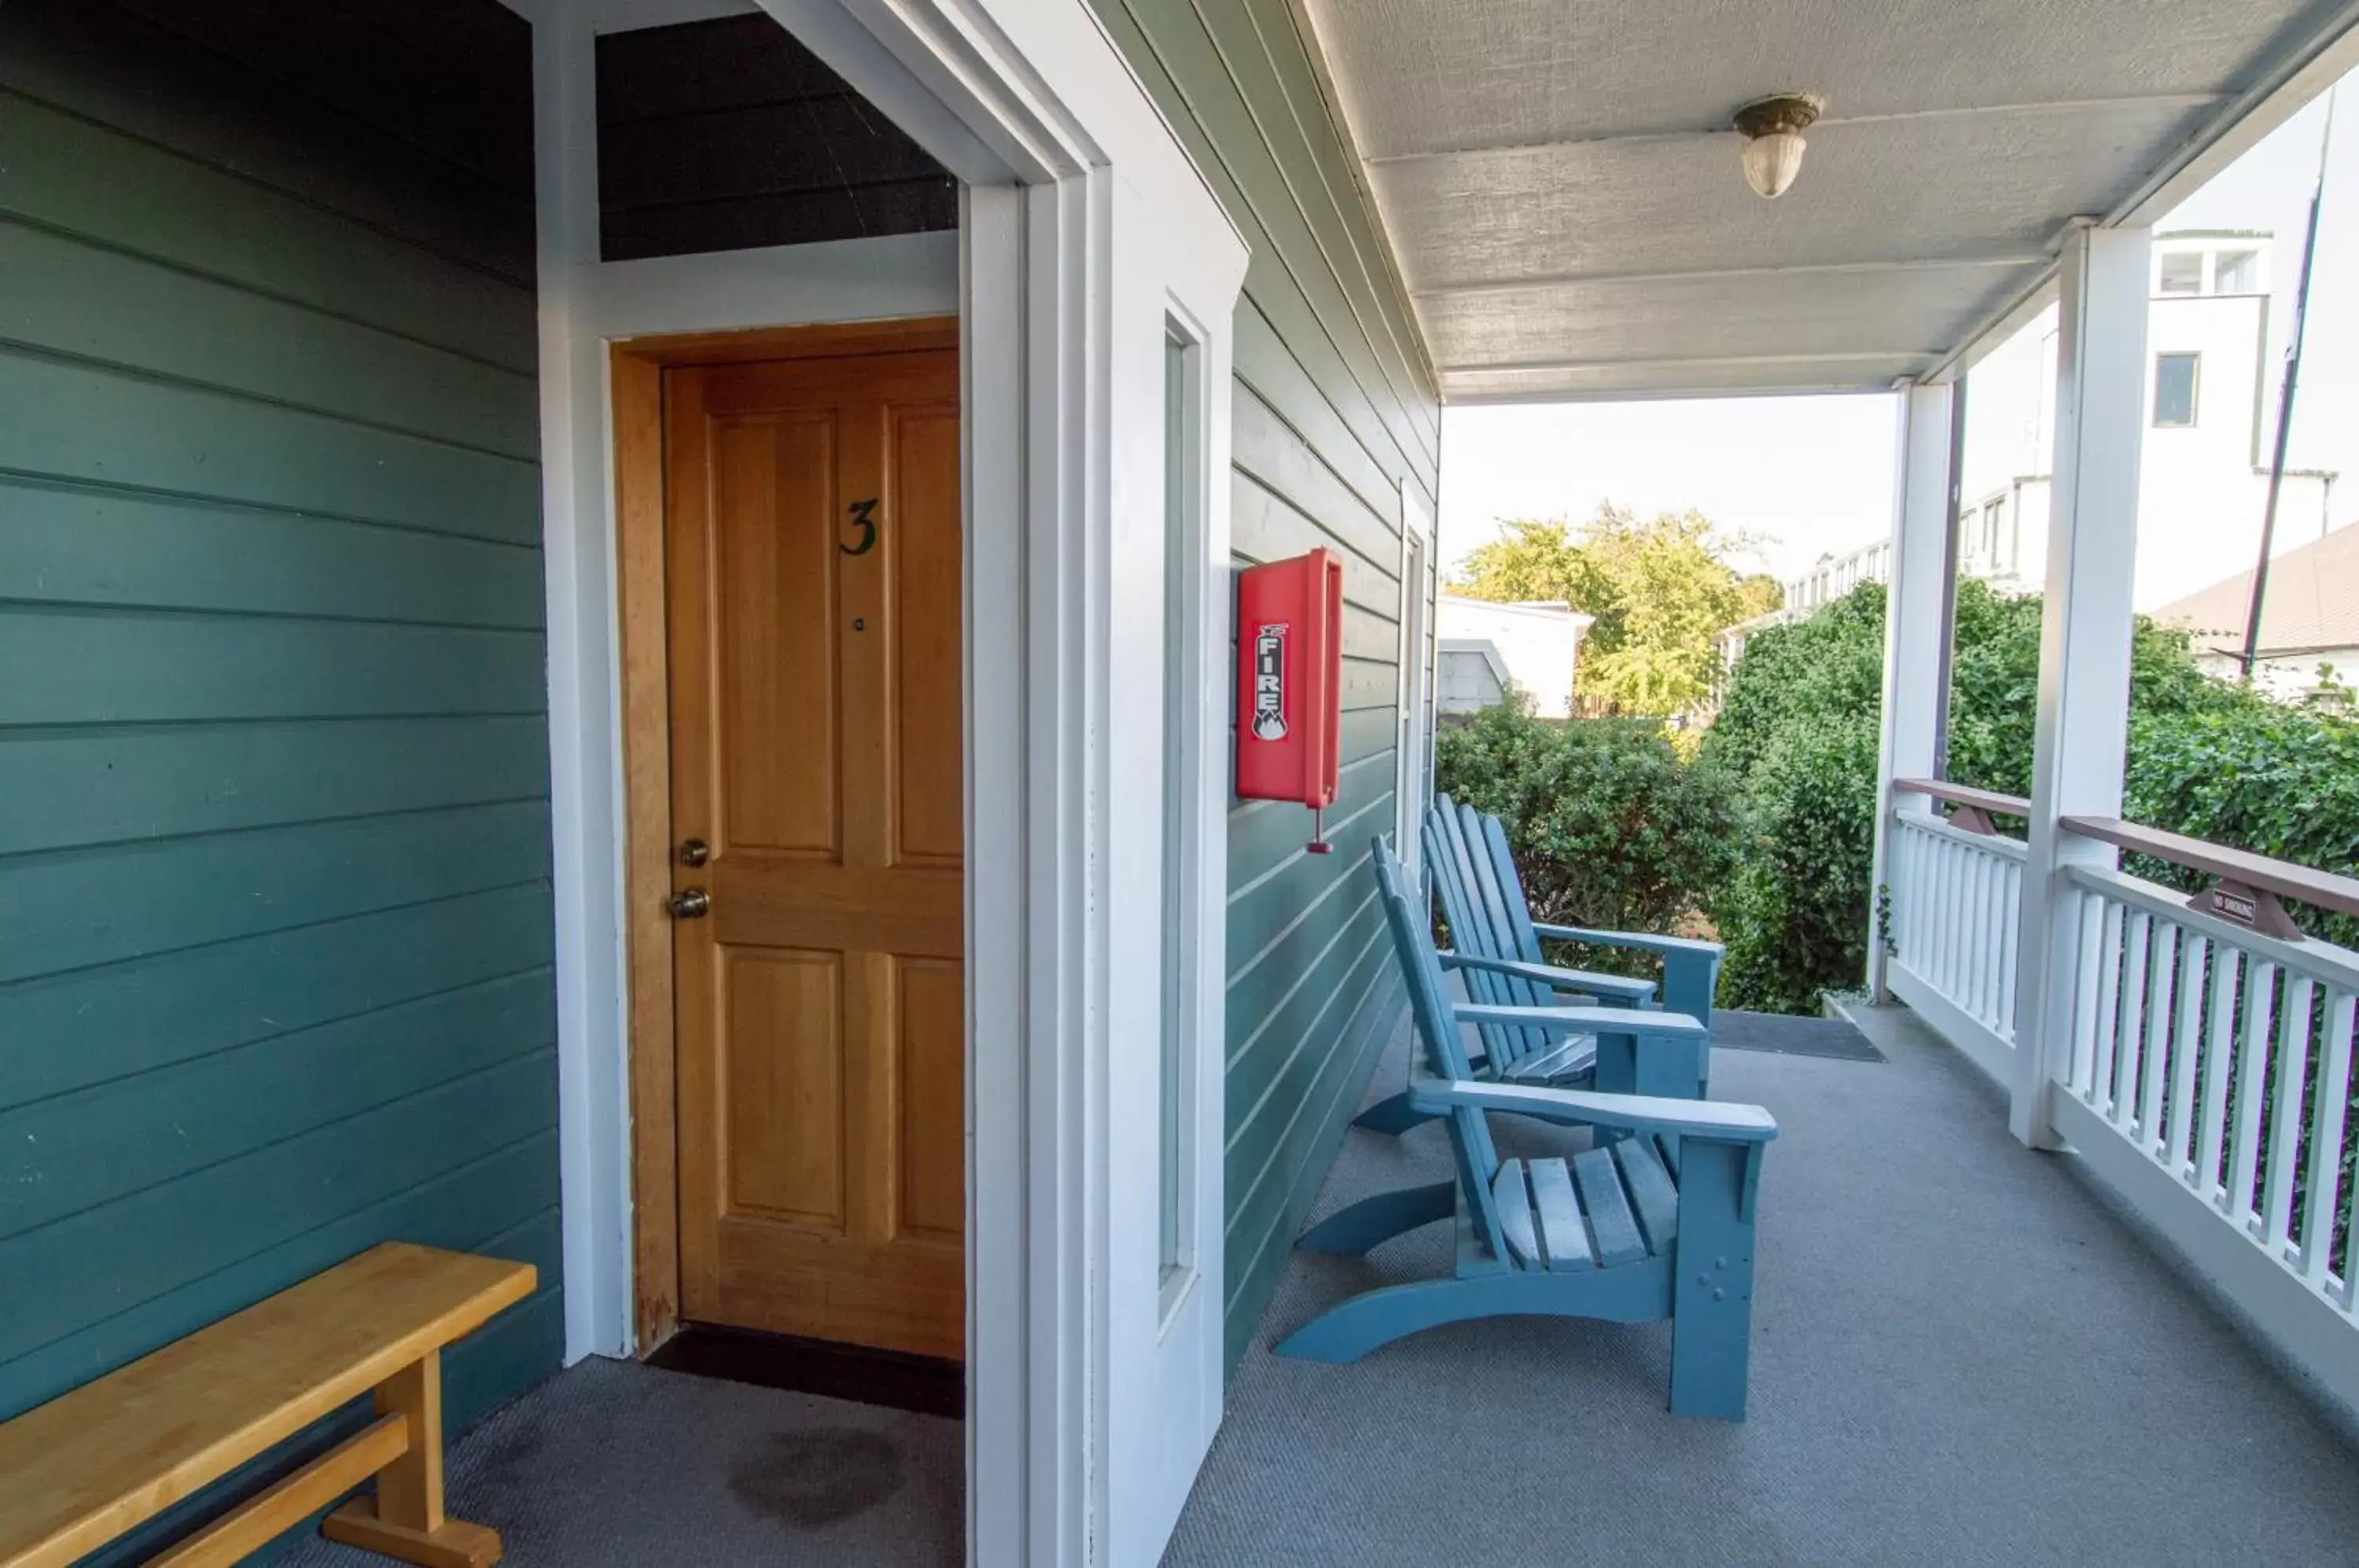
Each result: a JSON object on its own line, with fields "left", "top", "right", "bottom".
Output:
{"left": 1353, "top": 797, "right": 1709, "bottom": 1136}
{"left": 1459, "top": 801, "right": 1724, "bottom": 1037}
{"left": 1277, "top": 841, "right": 1776, "bottom": 1420}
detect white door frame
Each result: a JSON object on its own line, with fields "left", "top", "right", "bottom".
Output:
{"left": 516, "top": 1, "right": 1247, "bottom": 1562}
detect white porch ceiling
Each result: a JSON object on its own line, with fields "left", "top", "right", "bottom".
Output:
{"left": 1298, "top": 0, "right": 2359, "bottom": 401}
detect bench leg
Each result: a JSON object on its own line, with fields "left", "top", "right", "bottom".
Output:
{"left": 321, "top": 1349, "right": 503, "bottom": 1567}
{"left": 1294, "top": 1180, "right": 1454, "bottom": 1255}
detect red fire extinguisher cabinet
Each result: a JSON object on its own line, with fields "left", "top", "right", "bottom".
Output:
{"left": 1236, "top": 548, "right": 1344, "bottom": 850}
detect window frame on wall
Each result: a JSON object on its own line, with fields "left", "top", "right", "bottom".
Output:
{"left": 2213, "top": 248, "right": 2261, "bottom": 294}
{"left": 1156, "top": 314, "right": 1205, "bottom": 1312}
{"left": 2153, "top": 350, "right": 2201, "bottom": 427}
{"left": 2156, "top": 251, "right": 2204, "bottom": 296}
{"left": 1395, "top": 480, "right": 1436, "bottom": 878}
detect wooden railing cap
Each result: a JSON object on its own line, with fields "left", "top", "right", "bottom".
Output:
{"left": 1891, "top": 777, "right": 2032, "bottom": 815}
{"left": 2060, "top": 815, "right": 2359, "bottom": 922}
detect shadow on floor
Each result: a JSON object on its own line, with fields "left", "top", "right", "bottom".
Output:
{"left": 278, "top": 1357, "right": 961, "bottom": 1567}
{"left": 1164, "top": 1006, "right": 2359, "bottom": 1567}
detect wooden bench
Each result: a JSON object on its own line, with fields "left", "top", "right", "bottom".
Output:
{"left": 0, "top": 1242, "right": 534, "bottom": 1568}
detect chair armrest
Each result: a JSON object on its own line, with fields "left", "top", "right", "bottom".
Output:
{"left": 1411, "top": 1077, "right": 1776, "bottom": 1144}
{"left": 1437, "top": 953, "right": 1655, "bottom": 1003}
{"left": 1453, "top": 1003, "right": 1706, "bottom": 1042}
{"left": 1531, "top": 924, "right": 1724, "bottom": 961}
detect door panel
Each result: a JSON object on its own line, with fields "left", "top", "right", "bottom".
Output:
{"left": 714, "top": 414, "right": 838, "bottom": 856}
{"left": 896, "top": 957, "right": 966, "bottom": 1241}
{"left": 722, "top": 949, "right": 844, "bottom": 1224}
{"left": 891, "top": 408, "right": 964, "bottom": 867}
{"left": 668, "top": 344, "right": 963, "bottom": 1361}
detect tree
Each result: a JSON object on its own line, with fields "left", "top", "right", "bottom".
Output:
{"left": 1450, "top": 505, "right": 1781, "bottom": 720}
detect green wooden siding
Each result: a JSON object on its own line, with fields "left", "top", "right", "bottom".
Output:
{"left": 0, "top": 0, "right": 558, "bottom": 1535}
{"left": 1091, "top": 0, "right": 1442, "bottom": 1369}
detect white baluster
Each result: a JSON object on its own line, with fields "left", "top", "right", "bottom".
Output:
{"left": 2089, "top": 899, "right": 2125, "bottom": 1107}
{"left": 1998, "top": 859, "right": 2023, "bottom": 1043}
{"left": 2165, "top": 933, "right": 2208, "bottom": 1172}
{"left": 1898, "top": 825, "right": 1921, "bottom": 974}
{"left": 2114, "top": 911, "right": 2152, "bottom": 1129}
{"left": 2261, "top": 977, "right": 2319, "bottom": 1259}
{"left": 1934, "top": 837, "right": 1956, "bottom": 997}
{"left": 2298, "top": 989, "right": 2353, "bottom": 1289}
{"left": 2066, "top": 889, "right": 2103, "bottom": 1091}
{"left": 2137, "top": 921, "right": 2177, "bottom": 1150}
{"left": 1963, "top": 849, "right": 1985, "bottom": 1021}
{"left": 2193, "top": 948, "right": 2243, "bottom": 1200}
{"left": 1972, "top": 848, "right": 1991, "bottom": 1023}
{"left": 2228, "top": 962, "right": 2280, "bottom": 1226}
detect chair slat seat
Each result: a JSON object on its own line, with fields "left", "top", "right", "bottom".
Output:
{"left": 1492, "top": 1159, "right": 1541, "bottom": 1265}
{"left": 1570, "top": 1146, "right": 1648, "bottom": 1268}
{"left": 1525, "top": 1157, "right": 1592, "bottom": 1272}
{"left": 1489, "top": 1146, "right": 1684, "bottom": 1273}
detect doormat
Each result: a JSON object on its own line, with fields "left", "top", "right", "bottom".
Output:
{"left": 650, "top": 1323, "right": 963, "bottom": 1419}
{"left": 1710, "top": 1009, "right": 1884, "bottom": 1062}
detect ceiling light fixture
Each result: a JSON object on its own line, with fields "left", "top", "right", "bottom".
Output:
{"left": 1734, "top": 93, "right": 1824, "bottom": 199}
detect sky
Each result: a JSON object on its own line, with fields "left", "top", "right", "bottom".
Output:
{"left": 1434, "top": 79, "right": 2359, "bottom": 590}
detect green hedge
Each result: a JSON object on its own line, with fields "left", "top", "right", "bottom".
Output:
{"left": 1704, "top": 577, "right": 2359, "bottom": 1010}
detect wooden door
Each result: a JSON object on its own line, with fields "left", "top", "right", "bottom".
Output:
{"left": 665, "top": 344, "right": 964, "bottom": 1361}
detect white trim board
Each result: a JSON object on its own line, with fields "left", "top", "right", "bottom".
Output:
{"left": 589, "top": 233, "right": 959, "bottom": 338}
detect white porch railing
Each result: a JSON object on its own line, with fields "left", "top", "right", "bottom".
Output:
{"left": 1886, "top": 789, "right": 2359, "bottom": 1408}
{"left": 2045, "top": 831, "right": 2359, "bottom": 1337}
{"left": 1883, "top": 783, "right": 2027, "bottom": 1084}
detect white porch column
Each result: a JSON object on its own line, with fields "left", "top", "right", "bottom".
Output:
{"left": 2010, "top": 221, "right": 2151, "bottom": 1148}
{"left": 1868, "top": 381, "right": 1960, "bottom": 998}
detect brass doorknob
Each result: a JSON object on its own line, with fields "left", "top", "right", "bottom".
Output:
{"left": 669, "top": 889, "right": 712, "bottom": 919}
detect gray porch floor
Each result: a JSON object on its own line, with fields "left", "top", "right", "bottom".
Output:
{"left": 278, "top": 1006, "right": 2359, "bottom": 1567}
{"left": 1166, "top": 1004, "right": 2359, "bottom": 1566}
{"left": 277, "top": 1359, "right": 962, "bottom": 1566}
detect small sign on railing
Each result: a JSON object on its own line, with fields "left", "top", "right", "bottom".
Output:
{"left": 1949, "top": 804, "right": 2001, "bottom": 837}
{"left": 2190, "top": 878, "right": 2305, "bottom": 941}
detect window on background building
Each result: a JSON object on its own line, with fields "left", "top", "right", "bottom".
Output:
{"left": 2214, "top": 248, "right": 2260, "bottom": 293}
{"left": 2154, "top": 352, "right": 2200, "bottom": 426}
{"left": 2158, "top": 252, "right": 2203, "bottom": 295}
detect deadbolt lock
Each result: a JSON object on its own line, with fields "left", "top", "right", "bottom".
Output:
{"left": 669, "top": 889, "right": 712, "bottom": 919}
{"left": 679, "top": 837, "right": 711, "bottom": 867}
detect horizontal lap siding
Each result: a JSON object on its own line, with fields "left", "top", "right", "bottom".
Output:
{"left": 0, "top": 0, "right": 558, "bottom": 1508}
{"left": 1091, "top": 0, "right": 1438, "bottom": 1370}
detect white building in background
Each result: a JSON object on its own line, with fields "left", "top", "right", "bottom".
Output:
{"left": 1720, "top": 231, "right": 2343, "bottom": 687}
{"left": 1435, "top": 595, "right": 1591, "bottom": 719}
{"left": 2152, "top": 518, "right": 2359, "bottom": 701}
{"left": 1960, "top": 232, "right": 2338, "bottom": 609}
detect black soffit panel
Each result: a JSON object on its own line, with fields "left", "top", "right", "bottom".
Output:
{"left": 595, "top": 14, "right": 956, "bottom": 262}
